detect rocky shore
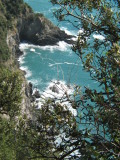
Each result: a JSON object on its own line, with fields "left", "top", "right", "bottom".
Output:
{"left": 19, "top": 13, "right": 75, "bottom": 46}
{"left": 7, "top": 7, "right": 75, "bottom": 58}
{"left": 6, "top": 4, "right": 75, "bottom": 117}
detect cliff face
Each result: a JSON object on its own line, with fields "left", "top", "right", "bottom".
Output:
{"left": 7, "top": 9, "right": 74, "bottom": 58}
{"left": 3, "top": 0, "right": 75, "bottom": 60}
{"left": 5, "top": 1, "right": 74, "bottom": 118}
{"left": 6, "top": 29, "right": 33, "bottom": 119}
{"left": 19, "top": 13, "right": 74, "bottom": 46}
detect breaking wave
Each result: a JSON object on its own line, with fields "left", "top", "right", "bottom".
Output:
{"left": 33, "top": 80, "right": 77, "bottom": 116}
{"left": 19, "top": 41, "right": 71, "bottom": 53}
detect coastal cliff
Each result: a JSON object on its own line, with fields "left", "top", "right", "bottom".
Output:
{"left": 7, "top": 6, "right": 74, "bottom": 57}
{"left": 0, "top": 0, "right": 76, "bottom": 158}
{"left": 2, "top": 0, "right": 74, "bottom": 118}
{"left": 19, "top": 13, "right": 74, "bottom": 45}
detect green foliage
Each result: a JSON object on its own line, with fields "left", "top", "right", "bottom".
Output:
{"left": 0, "top": 15, "right": 10, "bottom": 61}
{"left": 50, "top": 0, "right": 120, "bottom": 159}
{"left": 0, "top": 98, "right": 77, "bottom": 160}
{"left": 0, "top": 118, "right": 16, "bottom": 160}
{"left": 15, "top": 101, "right": 77, "bottom": 160}
{"left": 0, "top": 0, "right": 33, "bottom": 61}
{"left": 2, "top": 0, "right": 24, "bottom": 18}
{"left": 0, "top": 0, "right": 119, "bottom": 159}
{"left": 0, "top": 68, "right": 22, "bottom": 117}
{"left": 1, "top": 0, "right": 33, "bottom": 21}
{"left": 0, "top": 2, "right": 10, "bottom": 61}
{"left": 0, "top": 116, "right": 33, "bottom": 160}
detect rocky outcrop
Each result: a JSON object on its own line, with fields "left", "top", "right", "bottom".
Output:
{"left": 7, "top": 10, "right": 75, "bottom": 58}
{"left": 7, "top": 31, "right": 23, "bottom": 58}
{"left": 19, "top": 13, "right": 74, "bottom": 46}
{"left": 50, "top": 85, "right": 59, "bottom": 94}
{"left": 6, "top": 4, "right": 75, "bottom": 119}
{"left": 33, "top": 90, "right": 41, "bottom": 98}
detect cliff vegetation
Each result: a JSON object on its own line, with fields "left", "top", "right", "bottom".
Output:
{"left": 1, "top": 0, "right": 119, "bottom": 159}
{"left": 0, "top": 0, "right": 75, "bottom": 159}
{"left": 0, "top": 0, "right": 34, "bottom": 159}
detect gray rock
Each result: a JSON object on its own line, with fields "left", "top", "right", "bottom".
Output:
{"left": 50, "top": 85, "right": 59, "bottom": 94}
{"left": 29, "top": 82, "right": 33, "bottom": 95}
{"left": 30, "top": 96, "right": 36, "bottom": 102}
{"left": 19, "top": 14, "right": 75, "bottom": 46}
{"left": 33, "top": 90, "right": 41, "bottom": 98}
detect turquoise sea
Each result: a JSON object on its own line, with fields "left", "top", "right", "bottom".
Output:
{"left": 19, "top": 0, "right": 100, "bottom": 104}
{"left": 18, "top": 0, "right": 118, "bottom": 153}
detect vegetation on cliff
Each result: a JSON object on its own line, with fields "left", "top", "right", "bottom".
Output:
{"left": 0, "top": 0, "right": 32, "bottom": 61}
{"left": 0, "top": 0, "right": 120, "bottom": 160}
{"left": 0, "top": 10, "right": 9, "bottom": 61}
{"left": 0, "top": 0, "right": 31, "bottom": 159}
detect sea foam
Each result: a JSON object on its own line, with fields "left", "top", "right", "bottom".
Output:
{"left": 93, "top": 34, "right": 105, "bottom": 40}
{"left": 19, "top": 41, "right": 77, "bottom": 116}
{"left": 19, "top": 41, "right": 71, "bottom": 53}
{"left": 20, "top": 66, "right": 32, "bottom": 78}
{"left": 33, "top": 80, "right": 77, "bottom": 116}
{"left": 30, "top": 48, "right": 36, "bottom": 52}
{"left": 61, "top": 26, "right": 77, "bottom": 36}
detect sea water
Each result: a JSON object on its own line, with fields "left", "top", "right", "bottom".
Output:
{"left": 18, "top": 1, "right": 118, "bottom": 154}
{"left": 19, "top": 0, "right": 101, "bottom": 109}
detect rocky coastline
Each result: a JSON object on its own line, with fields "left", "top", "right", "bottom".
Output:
{"left": 19, "top": 13, "right": 75, "bottom": 46}
{"left": 7, "top": 9, "right": 75, "bottom": 58}
{"left": 6, "top": 6, "right": 75, "bottom": 114}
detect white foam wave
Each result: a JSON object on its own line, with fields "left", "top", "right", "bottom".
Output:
{"left": 61, "top": 26, "right": 84, "bottom": 39}
{"left": 18, "top": 48, "right": 29, "bottom": 66}
{"left": 19, "top": 41, "right": 70, "bottom": 53}
{"left": 18, "top": 45, "right": 31, "bottom": 77}
{"left": 18, "top": 54, "right": 25, "bottom": 65}
{"left": 30, "top": 48, "right": 36, "bottom": 52}
{"left": 93, "top": 34, "right": 105, "bottom": 40}
{"left": 49, "top": 62, "right": 78, "bottom": 67}
{"left": 19, "top": 43, "right": 28, "bottom": 52}
{"left": 20, "top": 66, "right": 32, "bottom": 78}
{"left": 61, "top": 27, "right": 77, "bottom": 36}
{"left": 49, "top": 63, "right": 64, "bottom": 67}
{"left": 61, "top": 27, "right": 84, "bottom": 41}
{"left": 42, "top": 80, "right": 73, "bottom": 99}
{"left": 78, "top": 29, "right": 84, "bottom": 34}
{"left": 64, "top": 62, "right": 78, "bottom": 65}
{"left": 61, "top": 27, "right": 78, "bottom": 41}
{"left": 71, "top": 36, "right": 78, "bottom": 41}
{"left": 33, "top": 80, "right": 77, "bottom": 116}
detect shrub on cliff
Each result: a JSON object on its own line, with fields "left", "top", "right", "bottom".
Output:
{"left": 0, "top": 16, "right": 10, "bottom": 61}
{"left": 2, "top": 0, "right": 24, "bottom": 17}
{"left": 2, "top": 0, "right": 33, "bottom": 19}
{"left": 0, "top": 68, "right": 22, "bottom": 117}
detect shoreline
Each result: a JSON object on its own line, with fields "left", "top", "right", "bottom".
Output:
{"left": 6, "top": 3, "right": 78, "bottom": 118}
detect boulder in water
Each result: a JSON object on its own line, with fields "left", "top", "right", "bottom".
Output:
{"left": 50, "top": 85, "right": 59, "bottom": 94}
{"left": 33, "top": 90, "right": 41, "bottom": 98}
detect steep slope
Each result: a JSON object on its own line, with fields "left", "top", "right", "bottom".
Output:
{"left": 19, "top": 13, "right": 74, "bottom": 45}
{"left": 0, "top": 0, "right": 34, "bottom": 119}
{"left": 0, "top": 0, "right": 74, "bottom": 119}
